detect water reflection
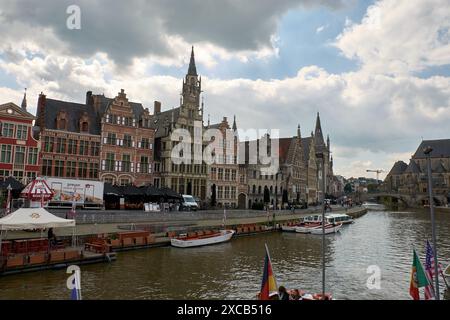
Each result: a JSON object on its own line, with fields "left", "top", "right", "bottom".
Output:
{"left": 0, "top": 209, "right": 449, "bottom": 300}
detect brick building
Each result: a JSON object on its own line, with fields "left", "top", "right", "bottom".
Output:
{"left": 35, "top": 90, "right": 154, "bottom": 186}
{"left": 0, "top": 94, "right": 40, "bottom": 183}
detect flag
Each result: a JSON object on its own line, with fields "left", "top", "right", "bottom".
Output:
{"left": 259, "top": 244, "right": 278, "bottom": 300}
{"left": 410, "top": 249, "right": 430, "bottom": 300}
{"left": 425, "top": 240, "right": 443, "bottom": 279}
{"left": 70, "top": 270, "right": 82, "bottom": 300}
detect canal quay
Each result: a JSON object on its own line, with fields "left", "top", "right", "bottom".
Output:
{"left": 1, "top": 205, "right": 449, "bottom": 300}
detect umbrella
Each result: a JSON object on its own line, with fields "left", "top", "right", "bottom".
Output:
{"left": 103, "top": 183, "right": 123, "bottom": 197}
{"left": 160, "top": 187, "right": 182, "bottom": 200}
{"left": 121, "top": 185, "right": 145, "bottom": 197}
{"left": 0, "top": 177, "right": 24, "bottom": 191}
{"left": 140, "top": 185, "right": 164, "bottom": 197}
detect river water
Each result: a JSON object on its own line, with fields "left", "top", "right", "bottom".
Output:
{"left": 1, "top": 208, "right": 449, "bottom": 300}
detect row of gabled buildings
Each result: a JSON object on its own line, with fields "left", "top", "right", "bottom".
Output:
{"left": 384, "top": 139, "right": 450, "bottom": 206}
{"left": 0, "top": 47, "right": 338, "bottom": 208}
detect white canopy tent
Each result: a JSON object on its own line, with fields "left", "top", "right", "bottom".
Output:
{"left": 0, "top": 208, "right": 76, "bottom": 256}
{"left": 0, "top": 208, "right": 75, "bottom": 230}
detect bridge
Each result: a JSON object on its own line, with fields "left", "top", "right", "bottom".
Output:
{"left": 358, "top": 192, "right": 447, "bottom": 207}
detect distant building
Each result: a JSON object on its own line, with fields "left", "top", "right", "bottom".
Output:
{"left": 384, "top": 139, "right": 450, "bottom": 205}
{"left": 0, "top": 95, "right": 40, "bottom": 183}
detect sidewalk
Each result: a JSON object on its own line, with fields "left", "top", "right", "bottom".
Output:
{"left": 4, "top": 206, "right": 366, "bottom": 240}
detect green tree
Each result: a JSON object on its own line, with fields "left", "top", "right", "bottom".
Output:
{"left": 344, "top": 183, "right": 353, "bottom": 194}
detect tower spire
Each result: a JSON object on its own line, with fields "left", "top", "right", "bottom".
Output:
{"left": 297, "top": 124, "right": 301, "bottom": 139}
{"left": 315, "top": 112, "right": 325, "bottom": 146}
{"left": 188, "top": 46, "right": 197, "bottom": 76}
{"left": 232, "top": 115, "right": 237, "bottom": 131}
{"left": 21, "top": 88, "right": 27, "bottom": 111}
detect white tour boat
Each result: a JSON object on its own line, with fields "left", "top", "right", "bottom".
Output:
{"left": 294, "top": 215, "right": 323, "bottom": 234}
{"left": 309, "top": 223, "right": 342, "bottom": 235}
{"left": 170, "top": 230, "right": 235, "bottom": 248}
{"left": 326, "top": 213, "right": 354, "bottom": 225}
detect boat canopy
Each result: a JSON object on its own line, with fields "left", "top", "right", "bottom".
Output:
{"left": 0, "top": 207, "right": 75, "bottom": 231}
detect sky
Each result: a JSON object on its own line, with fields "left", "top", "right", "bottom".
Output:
{"left": 0, "top": 0, "right": 449, "bottom": 180}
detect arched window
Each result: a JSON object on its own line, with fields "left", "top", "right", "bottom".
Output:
{"left": 258, "top": 186, "right": 262, "bottom": 194}
{"left": 252, "top": 185, "right": 256, "bottom": 194}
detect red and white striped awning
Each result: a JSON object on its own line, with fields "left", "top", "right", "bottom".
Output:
{"left": 20, "top": 178, "right": 54, "bottom": 201}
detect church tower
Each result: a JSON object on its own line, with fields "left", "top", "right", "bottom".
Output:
{"left": 181, "top": 46, "right": 202, "bottom": 120}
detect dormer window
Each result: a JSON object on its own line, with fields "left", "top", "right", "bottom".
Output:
{"left": 56, "top": 111, "right": 68, "bottom": 130}
{"left": 81, "top": 122, "right": 89, "bottom": 132}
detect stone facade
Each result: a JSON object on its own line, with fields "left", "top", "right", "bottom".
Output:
{"left": 384, "top": 139, "right": 450, "bottom": 206}
{"left": 152, "top": 47, "right": 208, "bottom": 199}
{"left": 206, "top": 116, "right": 239, "bottom": 208}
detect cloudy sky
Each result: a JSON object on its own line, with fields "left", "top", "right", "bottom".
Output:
{"left": 1, "top": 0, "right": 449, "bottom": 179}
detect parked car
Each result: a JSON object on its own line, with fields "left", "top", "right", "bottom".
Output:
{"left": 179, "top": 195, "right": 199, "bottom": 211}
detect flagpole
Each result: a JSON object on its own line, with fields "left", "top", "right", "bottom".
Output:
{"left": 265, "top": 243, "right": 278, "bottom": 289}
{"left": 424, "top": 146, "right": 440, "bottom": 300}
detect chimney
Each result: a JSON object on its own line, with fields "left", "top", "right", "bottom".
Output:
{"left": 154, "top": 101, "right": 161, "bottom": 114}
{"left": 37, "top": 92, "right": 47, "bottom": 128}
{"left": 86, "top": 91, "right": 93, "bottom": 105}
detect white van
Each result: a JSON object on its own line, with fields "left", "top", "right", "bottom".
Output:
{"left": 181, "top": 195, "right": 199, "bottom": 211}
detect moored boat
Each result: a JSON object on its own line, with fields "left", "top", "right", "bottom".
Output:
{"left": 294, "top": 215, "right": 323, "bottom": 234}
{"left": 170, "top": 230, "right": 235, "bottom": 248}
{"left": 309, "top": 223, "right": 342, "bottom": 235}
{"left": 326, "top": 213, "right": 354, "bottom": 225}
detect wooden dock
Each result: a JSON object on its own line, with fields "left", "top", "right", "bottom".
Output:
{"left": 0, "top": 247, "right": 116, "bottom": 276}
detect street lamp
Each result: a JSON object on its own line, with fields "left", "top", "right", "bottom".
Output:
{"left": 315, "top": 152, "right": 326, "bottom": 298}
{"left": 424, "top": 146, "right": 440, "bottom": 300}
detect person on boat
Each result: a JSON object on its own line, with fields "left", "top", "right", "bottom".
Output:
{"left": 48, "top": 228, "right": 57, "bottom": 247}
{"left": 269, "top": 292, "right": 279, "bottom": 300}
{"left": 278, "top": 286, "right": 289, "bottom": 301}
{"left": 289, "top": 289, "right": 301, "bottom": 300}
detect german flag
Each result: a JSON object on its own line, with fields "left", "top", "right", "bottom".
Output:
{"left": 259, "top": 244, "right": 278, "bottom": 300}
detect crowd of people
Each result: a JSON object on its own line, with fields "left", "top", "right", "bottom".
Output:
{"left": 264, "top": 286, "right": 331, "bottom": 300}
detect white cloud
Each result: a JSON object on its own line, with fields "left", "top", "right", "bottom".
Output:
{"left": 335, "top": 0, "right": 450, "bottom": 75}
{"left": 316, "top": 24, "right": 328, "bottom": 34}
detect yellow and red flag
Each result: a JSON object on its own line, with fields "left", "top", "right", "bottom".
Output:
{"left": 259, "top": 244, "right": 278, "bottom": 300}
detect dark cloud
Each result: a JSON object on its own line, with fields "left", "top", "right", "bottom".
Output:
{"left": 0, "top": 0, "right": 347, "bottom": 64}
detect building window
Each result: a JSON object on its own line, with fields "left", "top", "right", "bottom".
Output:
{"left": 2, "top": 123, "right": 14, "bottom": 137}
{"left": 140, "top": 156, "right": 149, "bottom": 173}
{"left": 122, "top": 154, "right": 131, "bottom": 172}
{"left": 26, "top": 172, "right": 36, "bottom": 181}
{"left": 218, "top": 186, "right": 223, "bottom": 199}
{"left": 0, "top": 145, "right": 12, "bottom": 163}
{"left": 218, "top": 168, "right": 224, "bottom": 180}
{"left": 13, "top": 170, "right": 24, "bottom": 180}
{"left": 79, "top": 140, "right": 89, "bottom": 156}
{"left": 42, "top": 159, "right": 52, "bottom": 176}
{"left": 89, "top": 163, "right": 98, "bottom": 179}
{"left": 210, "top": 167, "right": 217, "bottom": 180}
{"left": 16, "top": 125, "right": 28, "bottom": 140}
{"left": 140, "top": 138, "right": 151, "bottom": 149}
{"left": 224, "top": 186, "right": 230, "bottom": 199}
{"left": 90, "top": 141, "right": 100, "bottom": 157}
{"left": 0, "top": 170, "right": 10, "bottom": 180}
{"left": 67, "top": 161, "right": 76, "bottom": 178}
{"left": 14, "top": 146, "right": 25, "bottom": 165}
{"left": 56, "top": 138, "right": 66, "bottom": 153}
{"left": 57, "top": 118, "right": 66, "bottom": 130}
{"left": 105, "top": 153, "right": 115, "bottom": 171}
{"left": 225, "top": 169, "right": 230, "bottom": 181}
{"left": 104, "top": 177, "right": 114, "bottom": 184}
{"left": 55, "top": 160, "right": 64, "bottom": 177}
{"left": 106, "top": 133, "right": 116, "bottom": 145}
{"left": 27, "top": 147, "right": 38, "bottom": 165}
{"left": 44, "top": 136, "right": 55, "bottom": 153}
{"left": 68, "top": 139, "right": 77, "bottom": 154}
{"left": 81, "top": 122, "right": 89, "bottom": 132}
{"left": 123, "top": 135, "right": 133, "bottom": 148}
{"left": 231, "top": 170, "right": 236, "bottom": 181}
{"left": 78, "top": 162, "right": 88, "bottom": 178}
{"left": 120, "top": 178, "right": 130, "bottom": 186}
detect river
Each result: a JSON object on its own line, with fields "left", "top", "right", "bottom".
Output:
{"left": 1, "top": 208, "right": 449, "bottom": 300}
